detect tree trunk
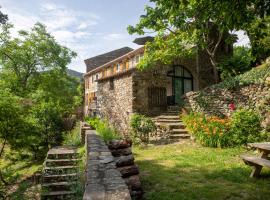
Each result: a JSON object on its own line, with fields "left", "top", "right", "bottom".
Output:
{"left": 0, "top": 139, "right": 8, "bottom": 185}
{"left": 209, "top": 56, "right": 219, "bottom": 83}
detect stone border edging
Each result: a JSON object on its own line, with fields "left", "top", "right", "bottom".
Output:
{"left": 83, "top": 130, "right": 131, "bottom": 200}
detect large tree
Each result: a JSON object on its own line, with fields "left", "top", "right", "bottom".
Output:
{"left": 0, "top": 22, "right": 77, "bottom": 95}
{"left": 128, "top": 0, "right": 270, "bottom": 82}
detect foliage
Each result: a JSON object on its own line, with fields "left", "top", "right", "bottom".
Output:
{"left": 63, "top": 122, "right": 81, "bottom": 147}
{"left": 86, "top": 118, "right": 121, "bottom": 143}
{"left": 128, "top": 0, "right": 270, "bottom": 81}
{"left": 183, "top": 109, "right": 265, "bottom": 147}
{"left": 0, "top": 21, "right": 81, "bottom": 161}
{"left": 213, "top": 62, "right": 270, "bottom": 90}
{"left": 133, "top": 141, "right": 270, "bottom": 200}
{"left": 0, "top": 23, "right": 76, "bottom": 95}
{"left": 247, "top": 16, "right": 270, "bottom": 64}
{"left": 182, "top": 112, "right": 230, "bottom": 147}
{"left": 130, "top": 114, "right": 156, "bottom": 144}
{"left": 0, "top": 7, "right": 8, "bottom": 25}
{"left": 228, "top": 109, "right": 263, "bottom": 146}
{"left": 85, "top": 117, "right": 100, "bottom": 129}
{"left": 217, "top": 46, "right": 254, "bottom": 80}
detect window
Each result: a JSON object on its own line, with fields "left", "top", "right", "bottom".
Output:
{"left": 95, "top": 74, "right": 98, "bottom": 80}
{"left": 109, "top": 78, "right": 114, "bottom": 90}
{"left": 129, "top": 59, "right": 133, "bottom": 68}
{"left": 135, "top": 55, "right": 140, "bottom": 63}
{"left": 92, "top": 76, "right": 94, "bottom": 83}
{"left": 116, "top": 63, "right": 121, "bottom": 72}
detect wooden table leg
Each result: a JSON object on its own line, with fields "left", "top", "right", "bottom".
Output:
{"left": 250, "top": 165, "right": 262, "bottom": 178}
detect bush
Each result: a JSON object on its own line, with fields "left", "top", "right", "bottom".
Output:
{"left": 85, "top": 117, "right": 100, "bottom": 129}
{"left": 228, "top": 109, "right": 263, "bottom": 146}
{"left": 182, "top": 112, "right": 230, "bottom": 147}
{"left": 63, "top": 122, "right": 81, "bottom": 147}
{"left": 217, "top": 46, "right": 254, "bottom": 80}
{"left": 86, "top": 117, "right": 120, "bottom": 143}
{"left": 130, "top": 114, "right": 156, "bottom": 144}
{"left": 183, "top": 109, "right": 265, "bottom": 147}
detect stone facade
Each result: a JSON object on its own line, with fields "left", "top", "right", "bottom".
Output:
{"left": 97, "top": 71, "right": 133, "bottom": 134}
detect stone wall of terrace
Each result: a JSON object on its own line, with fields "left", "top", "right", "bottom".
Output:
{"left": 83, "top": 130, "right": 131, "bottom": 200}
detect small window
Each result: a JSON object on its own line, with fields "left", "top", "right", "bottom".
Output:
{"left": 116, "top": 63, "right": 121, "bottom": 72}
{"left": 129, "top": 59, "right": 133, "bottom": 68}
{"left": 92, "top": 76, "right": 94, "bottom": 83}
{"left": 95, "top": 74, "right": 98, "bottom": 80}
{"left": 109, "top": 78, "right": 114, "bottom": 90}
{"left": 135, "top": 55, "right": 140, "bottom": 63}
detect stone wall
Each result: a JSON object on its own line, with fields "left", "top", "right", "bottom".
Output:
{"left": 184, "top": 83, "right": 270, "bottom": 119}
{"left": 84, "top": 130, "right": 131, "bottom": 200}
{"left": 97, "top": 72, "right": 133, "bottom": 134}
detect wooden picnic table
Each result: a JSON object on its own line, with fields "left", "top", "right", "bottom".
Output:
{"left": 242, "top": 142, "right": 270, "bottom": 178}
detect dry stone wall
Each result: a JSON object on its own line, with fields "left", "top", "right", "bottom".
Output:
{"left": 184, "top": 83, "right": 270, "bottom": 119}
{"left": 84, "top": 130, "right": 131, "bottom": 200}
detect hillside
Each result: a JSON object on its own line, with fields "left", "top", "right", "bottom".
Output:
{"left": 67, "top": 69, "right": 84, "bottom": 79}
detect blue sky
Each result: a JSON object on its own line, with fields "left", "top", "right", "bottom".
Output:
{"left": 1, "top": 0, "right": 249, "bottom": 73}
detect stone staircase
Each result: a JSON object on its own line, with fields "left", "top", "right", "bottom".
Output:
{"left": 154, "top": 106, "right": 190, "bottom": 141}
{"left": 41, "top": 146, "right": 80, "bottom": 200}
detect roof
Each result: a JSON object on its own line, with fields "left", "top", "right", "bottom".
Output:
{"left": 133, "top": 36, "right": 154, "bottom": 45}
{"left": 84, "top": 47, "right": 134, "bottom": 72}
{"left": 84, "top": 46, "right": 144, "bottom": 77}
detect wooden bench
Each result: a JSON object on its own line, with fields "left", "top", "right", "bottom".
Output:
{"left": 241, "top": 155, "right": 270, "bottom": 177}
{"left": 241, "top": 142, "right": 270, "bottom": 178}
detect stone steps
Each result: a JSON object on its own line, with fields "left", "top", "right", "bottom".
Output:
{"left": 41, "top": 146, "right": 80, "bottom": 200}
{"left": 42, "top": 181, "right": 76, "bottom": 191}
{"left": 156, "top": 122, "right": 185, "bottom": 129}
{"left": 41, "top": 191, "right": 76, "bottom": 200}
{"left": 154, "top": 109, "right": 190, "bottom": 141}
{"left": 46, "top": 159, "right": 80, "bottom": 167}
{"left": 170, "top": 133, "right": 190, "bottom": 139}
{"left": 43, "top": 173, "right": 78, "bottom": 183}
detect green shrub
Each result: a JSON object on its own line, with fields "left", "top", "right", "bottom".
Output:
{"left": 85, "top": 117, "right": 100, "bottom": 129}
{"left": 86, "top": 117, "right": 120, "bottom": 143}
{"left": 95, "top": 120, "right": 121, "bottom": 143}
{"left": 182, "top": 112, "right": 230, "bottom": 147}
{"left": 130, "top": 113, "right": 156, "bottom": 144}
{"left": 63, "top": 122, "right": 81, "bottom": 147}
{"left": 217, "top": 46, "right": 254, "bottom": 81}
{"left": 228, "top": 109, "right": 263, "bottom": 146}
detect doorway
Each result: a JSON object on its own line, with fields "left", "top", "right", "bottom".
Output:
{"left": 167, "top": 65, "right": 193, "bottom": 105}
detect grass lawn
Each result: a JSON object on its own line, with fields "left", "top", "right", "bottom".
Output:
{"left": 133, "top": 141, "right": 270, "bottom": 200}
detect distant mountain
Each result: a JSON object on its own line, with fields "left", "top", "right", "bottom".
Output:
{"left": 67, "top": 69, "right": 84, "bottom": 79}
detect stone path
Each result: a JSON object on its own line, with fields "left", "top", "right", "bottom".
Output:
{"left": 41, "top": 146, "right": 80, "bottom": 200}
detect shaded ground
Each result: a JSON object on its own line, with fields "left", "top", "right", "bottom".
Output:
{"left": 0, "top": 147, "right": 42, "bottom": 200}
{"left": 133, "top": 140, "right": 270, "bottom": 200}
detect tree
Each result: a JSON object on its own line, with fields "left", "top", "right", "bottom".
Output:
{"left": 0, "top": 7, "right": 8, "bottom": 25}
{"left": 0, "top": 22, "right": 81, "bottom": 159}
{"left": 247, "top": 16, "right": 270, "bottom": 64}
{"left": 128, "top": 0, "right": 270, "bottom": 82}
{"left": 0, "top": 89, "right": 25, "bottom": 184}
{"left": 0, "top": 22, "right": 77, "bottom": 95}
{"left": 217, "top": 46, "right": 254, "bottom": 80}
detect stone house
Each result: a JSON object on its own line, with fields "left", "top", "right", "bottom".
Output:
{"left": 84, "top": 37, "right": 232, "bottom": 133}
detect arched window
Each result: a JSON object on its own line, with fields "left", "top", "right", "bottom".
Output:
{"left": 167, "top": 65, "right": 193, "bottom": 105}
